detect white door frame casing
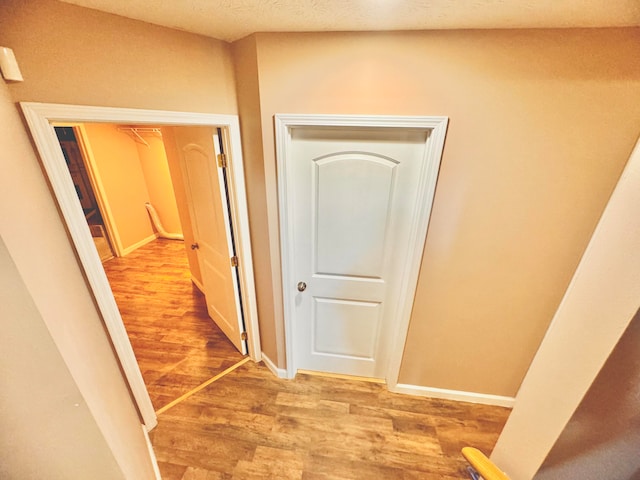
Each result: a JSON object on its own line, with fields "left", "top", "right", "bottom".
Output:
{"left": 21, "top": 102, "right": 261, "bottom": 431}
{"left": 275, "top": 114, "right": 448, "bottom": 387}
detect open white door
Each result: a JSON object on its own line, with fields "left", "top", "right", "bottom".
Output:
{"left": 171, "top": 126, "right": 247, "bottom": 354}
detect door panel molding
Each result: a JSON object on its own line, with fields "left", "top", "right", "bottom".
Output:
{"left": 276, "top": 114, "right": 448, "bottom": 388}
{"left": 20, "top": 102, "right": 261, "bottom": 430}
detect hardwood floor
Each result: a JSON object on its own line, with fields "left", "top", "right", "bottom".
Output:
{"left": 103, "top": 238, "right": 511, "bottom": 479}
{"left": 149, "top": 361, "right": 511, "bottom": 479}
{"left": 102, "top": 238, "right": 245, "bottom": 411}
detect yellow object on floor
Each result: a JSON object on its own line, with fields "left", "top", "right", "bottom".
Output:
{"left": 461, "top": 447, "right": 510, "bottom": 480}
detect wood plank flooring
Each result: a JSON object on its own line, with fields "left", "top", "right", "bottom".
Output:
{"left": 102, "top": 238, "right": 245, "bottom": 410}
{"left": 149, "top": 361, "right": 511, "bottom": 479}
{"left": 103, "top": 238, "right": 511, "bottom": 479}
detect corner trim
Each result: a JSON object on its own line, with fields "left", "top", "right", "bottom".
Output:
{"left": 261, "top": 352, "right": 288, "bottom": 378}
{"left": 392, "top": 383, "right": 516, "bottom": 408}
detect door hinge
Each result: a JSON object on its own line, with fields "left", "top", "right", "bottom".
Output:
{"left": 217, "top": 153, "right": 227, "bottom": 168}
{"left": 241, "top": 331, "right": 247, "bottom": 341}
{"left": 230, "top": 255, "right": 238, "bottom": 267}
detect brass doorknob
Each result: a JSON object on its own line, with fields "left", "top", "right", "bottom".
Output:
{"left": 297, "top": 281, "right": 307, "bottom": 292}
{"left": 191, "top": 243, "right": 199, "bottom": 250}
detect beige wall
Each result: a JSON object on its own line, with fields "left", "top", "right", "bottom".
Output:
{"left": 1, "top": 0, "right": 237, "bottom": 114}
{"left": 0, "top": 236, "right": 125, "bottom": 480}
{"left": 0, "top": 0, "right": 240, "bottom": 477}
{"left": 231, "top": 36, "right": 281, "bottom": 362}
{"left": 245, "top": 29, "right": 640, "bottom": 395}
{"left": 535, "top": 310, "right": 640, "bottom": 480}
{"left": 83, "top": 123, "right": 155, "bottom": 252}
{"left": 491, "top": 137, "right": 640, "bottom": 479}
{"left": 0, "top": 68, "right": 155, "bottom": 478}
{"left": 0, "top": 0, "right": 236, "bottom": 299}
{"left": 0, "top": 0, "right": 235, "bottom": 309}
{"left": 136, "top": 135, "right": 183, "bottom": 236}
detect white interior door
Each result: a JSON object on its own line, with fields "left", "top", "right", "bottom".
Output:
{"left": 289, "top": 127, "right": 429, "bottom": 378}
{"left": 172, "top": 126, "right": 246, "bottom": 354}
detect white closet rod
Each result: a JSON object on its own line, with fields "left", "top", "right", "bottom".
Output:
{"left": 117, "top": 127, "right": 162, "bottom": 147}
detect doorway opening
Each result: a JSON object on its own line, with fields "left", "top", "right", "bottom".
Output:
{"left": 52, "top": 123, "right": 248, "bottom": 413}
{"left": 22, "top": 103, "right": 260, "bottom": 430}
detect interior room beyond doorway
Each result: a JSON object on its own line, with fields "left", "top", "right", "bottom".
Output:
{"left": 103, "top": 238, "right": 244, "bottom": 410}
{"left": 54, "top": 122, "right": 246, "bottom": 412}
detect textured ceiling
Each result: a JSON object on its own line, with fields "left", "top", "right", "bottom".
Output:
{"left": 58, "top": 0, "right": 640, "bottom": 42}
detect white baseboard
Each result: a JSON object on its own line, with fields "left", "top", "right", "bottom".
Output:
{"left": 261, "top": 352, "right": 287, "bottom": 378}
{"left": 391, "top": 383, "right": 515, "bottom": 408}
{"left": 121, "top": 233, "right": 158, "bottom": 256}
{"left": 142, "top": 424, "right": 163, "bottom": 480}
{"left": 191, "top": 276, "right": 205, "bottom": 293}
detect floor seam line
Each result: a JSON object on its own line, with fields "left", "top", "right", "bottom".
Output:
{"left": 155, "top": 356, "right": 251, "bottom": 416}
